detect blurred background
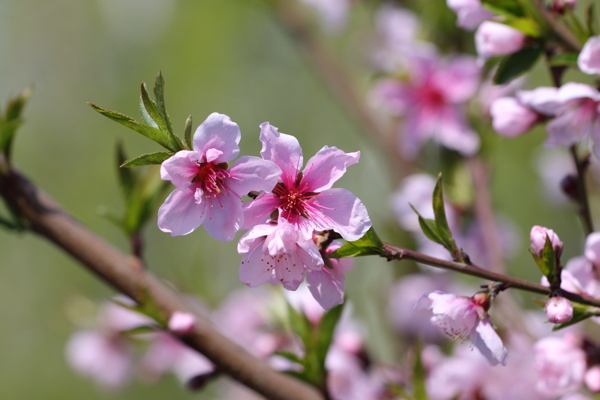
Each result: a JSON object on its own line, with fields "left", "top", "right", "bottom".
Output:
{"left": 0, "top": 0, "right": 596, "bottom": 398}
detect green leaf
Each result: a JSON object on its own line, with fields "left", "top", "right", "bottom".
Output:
{"left": 0, "top": 215, "right": 20, "bottom": 231}
{"left": 587, "top": 2, "right": 598, "bottom": 36}
{"left": 481, "top": 0, "right": 525, "bottom": 17}
{"left": 563, "top": 6, "right": 590, "bottom": 44}
{"left": 502, "top": 17, "right": 543, "bottom": 37}
{"left": 184, "top": 115, "right": 193, "bottom": 150}
{"left": 121, "top": 151, "right": 172, "bottom": 168}
{"left": 120, "top": 325, "right": 157, "bottom": 336}
{"left": 417, "top": 215, "right": 446, "bottom": 247}
{"left": 549, "top": 52, "right": 579, "bottom": 67}
{"left": 153, "top": 72, "right": 173, "bottom": 134}
{"left": 315, "top": 303, "right": 344, "bottom": 369}
{"left": 493, "top": 46, "right": 543, "bottom": 85}
{"left": 123, "top": 169, "right": 169, "bottom": 234}
{"left": 139, "top": 82, "right": 163, "bottom": 130}
{"left": 286, "top": 302, "right": 311, "bottom": 349}
{"left": 115, "top": 141, "right": 135, "bottom": 199}
{"left": 432, "top": 173, "right": 454, "bottom": 249}
{"left": 0, "top": 87, "right": 32, "bottom": 162}
{"left": 327, "top": 227, "right": 385, "bottom": 258}
{"left": 553, "top": 303, "right": 600, "bottom": 331}
{"left": 88, "top": 102, "right": 179, "bottom": 152}
{"left": 111, "top": 290, "right": 167, "bottom": 326}
{"left": 274, "top": 351, "right": 303, "bottom": 365}
{"left": 530, "top": 235, "right": 557, "bottom": 284}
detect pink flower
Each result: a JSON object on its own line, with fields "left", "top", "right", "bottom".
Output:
{"left": 416, "top": 291, "right": 508, "bottom": 365}
{"left": 578, "top": 36, "right": 600, "bottom": 75}
{"left": 530, "top": 225, "right": 563, "bottom": 257}
{"left": 371, "top": 52, "right": 481, "bottom": 158}
{"left": 158, "top": 113, "right": 282, "bottom": 241}
{"left": 242, "top": 122, "right": 371, "bottom": 241}
{"left": 447, "top": 0, "right": 494, "bottom": 30}
{"left": 490, "top": 97, "right": 540, "bottom": 136}
{"left": 306, "top": 242, "right": 354, "bottom": 310}
{"left": 168, "top": 311, "right": 196, "bottom": 335}
{"left": 475, "top": 21, "right": 526, "bottom": 59}
{"left": 535, "top": 334, "right": 586, "bottom": 396}
{"left": 584, "top": 232, "right": 600, "bottom": 266}
{"left": 238, "top": 217, "right": 324, "bottom": 290}
{"left": 545, "top": 297, "right": 573, "bottom": 323}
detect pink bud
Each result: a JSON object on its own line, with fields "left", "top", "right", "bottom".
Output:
{"left": 490, "top": 97, "right": 539, "bottom": 137}
{"left": 585, "top": 365, "right": 600, "bottom": 392}
{"left": 168, "top": 312, "right": 196, "bottom": 335}
{"left": 579, "top": 36, "right": 600, "bottom": 75}
{"left": 475, "top": 21, "right": 526, "bottom": 59}
{"left": 545, "top": 297, "right": 573, "bottom": 324}
{"left": 585, "top": 232, "right": 600, "bottom": 266}
{"left": 530, "top": 225, "right": 563, "bottom": 256}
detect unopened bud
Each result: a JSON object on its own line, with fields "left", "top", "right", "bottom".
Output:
{"left": 472, "top": 292, "right": 491, "bottom": 311}
{"left": 530, "top": 225, "right": 563, "bottom": 257}
{"left": 560, "top": 174, "right": 579, "bottom": 201}
{"left": 545, "top": 296, "right": 573, "bottom": 324}
{"left": 168, "top": 311, "right": 196, "bottom": 335}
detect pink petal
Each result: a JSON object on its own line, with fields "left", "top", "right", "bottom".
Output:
{"left": 472, "top": 317, "right": 508, "bottom": 365}
{"left": 160, "top": 151, "right": 199, "bottom": 189}
{"left": 435, "top": 105, "right": 480, "bottom": 155}
{"left": 306, "top": 263, "right": 346, "bottom": 310}
{"left": 475, "top": 21, "right": 526, "bottom": 59}
{"left": 517, "top": 87, "right": 561, "bottom": 115}
{"left": 241, "top": 192, "right": 281, "bottom": 230}
{"left": 202, "top": 191, "right": 243, "bottom": 242}
{"left": 193, "top": 113, "right": 241, "bottom": 163}
{"left": 227, "top": 156, "right": 282, "bottom": 197}
{"left": 433, "top": 56, "right": 481, "bottom": 103}
{"left": 585, "top": 232, "right": 600, "bottom": 266}
{"left": 546, "top": 100, "right": 596, "bottom": 146}
{"left": 579, "top": 36, "right": 600, "bottom": 75}
{"left": 301, "top": 146, "right": 360, "bottom": 192}
{"left": 447, "top": 0, "right": 494, "bottom": 30}
{"left": 238, "top": 223, "right": 278, "bottom": 254}
{"left": 168, "top": 312, "right": 196, "bottom": 335}
{"left": 558, "top": 82, "right": 600, "bottom": 103}
{"left": 369, "top": 79, "right": 414, "bottom": 116}
{"left": 259, "top": 122, "right": 303, "bottom": 188}
{"left": 296, "top": 237, "right": 324, "bottom": 271}
{"left": 158, "top": 188, "right": 206, "bottom": 236}
{"left": 490, "top": 97, "right": 538, "bottom": 137}
{"left": 239, "top": 237, "right": 276, "bottom": 288}
{"left": 310, "top": 188, "right": 372, "bottom": 241}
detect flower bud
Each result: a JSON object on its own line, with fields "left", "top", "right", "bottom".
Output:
{"left": 578, "top": 36, "right": 600, "bottom": 75}
{"left": 168, "top": 311, "right": 196, "bottom": 335}
{"left": 490, "top": 97, "right": 539, "bottom": 137}
{"left": 475, "top": 21, "right": 526, "bottom": 59}
{"left": 471, "top": 291, "right": 491, "bottom": 311}
{"left": 530, "top": 225, "right": 563, "bottom": 257}
{"left": 560, "top": 174, "right": 579, "bottom": 200}
{"left": 585, "top": 365, "right": 600, "bottom": 392}
{"left": 545, "top": 296, "right": 573, "bottom": 324}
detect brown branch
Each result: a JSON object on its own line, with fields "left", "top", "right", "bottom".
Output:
{"left": 383, "top": 243, "right": 600, "bottom": 308}
{"left": 0, "top": 169, "right": 322, "bottom": 400}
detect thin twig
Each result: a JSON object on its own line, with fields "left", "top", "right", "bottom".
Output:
{"left": 0, "top": 169, "right": 322, "bottom": 400}
{"left": 533, "top": 0, "right": 582, "bottom": 53}
{"left": 570, "top": 145, "right": 594, "bottom": 235}
{"left": 383, "top": 242, "right": 600, "bottom": 308}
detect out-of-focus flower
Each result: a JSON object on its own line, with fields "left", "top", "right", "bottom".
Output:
{"left": 535, "top": 334, "right": 586, "bottom": 396}
{"left": 490, "top": 97, "right": 540, "bottom": 137}
{"left": 475, "top": 21, "right": 526, "bottom": 59}
{"left": 416, "top": 291, "right": 508, "bottom": 365}
{"left": 545, "top": 297, "right": 573, "bottom": 324}
{"left": 238, "top": 217, "right": 323, "bottom": 291}
{"left": 306, "top": 241, "right": 353, "bottom": 310}
{"left": 168, "top": 311, "right": 196, "bottom": 335}
{"left": 578, "top": 36, "right": 600, "bottom": 75}
{"left": 447, "top": 0, "right": 494, "bottom": 30}
{"left": 584, "top": 232, "right": 600, "bottom": 265}
{"left": 553, "top": 0, "right": 577, "bottom": 11}
{"left": 530, "top": 225, "right": 563, "bottom": 256}
{"left": 371, "top": 52, "right": 481, "bottom": 158}
{"left": 535, "top": 148, "right": 576, "bottom": 205}
{"left": 297, "top": 0, "right": 350, "bottom": 33}
{"left": 243, "top": 122, "right": 371, "bottom": 241}
{"left": 585, "top": 365, "right": 600, "bottom": 392}
{"left": 158, "top": 113, "right": 282, "bottom": 241}
{"left": 478, "top": 74, "right": 525, "bottom": 116}
{"left": 560, "top": 394, "right": 593, "bottom": 400}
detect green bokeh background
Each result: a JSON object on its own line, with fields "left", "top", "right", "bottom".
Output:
{"left": 0, "top": 0, "right": 595, "bottom": 399}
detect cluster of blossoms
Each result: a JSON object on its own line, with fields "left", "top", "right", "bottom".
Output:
{"left": 158, "top": 113, "right": 371, "bottom": 309}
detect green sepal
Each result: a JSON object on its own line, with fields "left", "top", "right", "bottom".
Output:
{"left": 327, "top": 227, "right": 385, "bottom": 258}
{"left": 552, "top": 303, "right": 600, "bottom": 331}
{"left": 493, "top": 46, "right": 543, "bottom": 85}
{"left": 530, "top": 235, "right": 557, "bottom": 285}
{"left": 88, "top": 102, "right": 179, "bottom": 152}
{"left": 119, "top": 325, "right": 157, "bottom": 336}
{"left": 120, "top": 151, "right": 172, "bottom": 168}
{"left": 184, "top": 115, "right": 193, "bottom": 150}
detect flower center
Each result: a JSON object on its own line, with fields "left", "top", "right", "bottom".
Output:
{"left": 192, "top": 162, "right": 230, "bottom": 196}
{"left": 272, "top": 182, "right": 311, "bottom": 219}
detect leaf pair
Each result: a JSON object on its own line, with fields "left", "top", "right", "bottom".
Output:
{"left": 278, "top": 302, "right": 345, "bottom": 389}
{"left": 89, "top": 71, "right": 189, "bottom": 168}
{"left": 411, "top": 173, "right": 464, "bottom": 263}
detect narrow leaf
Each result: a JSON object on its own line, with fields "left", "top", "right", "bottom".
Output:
{"left": 88, "top": 102, "right": 179, "bottom": 152}
{"left": 184, "top": 115, "right": 193, "bottom": 150}
{"left": 286, "top": 303, "right": 311, "bottom": 349}
{"left": 153, "top": 71, "right": 174, "bottom": 135}
{"left": 502, "top": 17, "right": 543, "bottom": 37}
{"left": 274, "top": 351, "right": 303, "bottom": 365}
{"left": 138, "top": 83, "right": 161, "bottom": 129}
{"left": 493, "top": 46, "right": 543, "bottom": 85}
{"left": 418, "top": 217, "right": 446, "bottom": 247}
{"left": 115, "top": 141, "right": 135, "bottom": 199}
{"left": 413, "top": 341, "right": 427, "bottom": 400}
{"left": 553, "top": 304, "right": 600, "bottom": 331}
{"left": 481, "top": 0, "right": 525, "bottom": 17}
{"left": 432, "top": 174, "right": 453, "bottom": 246}
{"left": 316, "top": 303, "right": 345, "bottom": 369}
{"left": 549, "top": 52, "right": 579, "bottom": 67}
{"left": 327, "top": 227, "right": 385, "bottom": 258}
{"left": 121, "top": 151, "right": 172, "bottom": 168}
{"left": 120, "top": 325, "right": 157, "bottom": 336}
